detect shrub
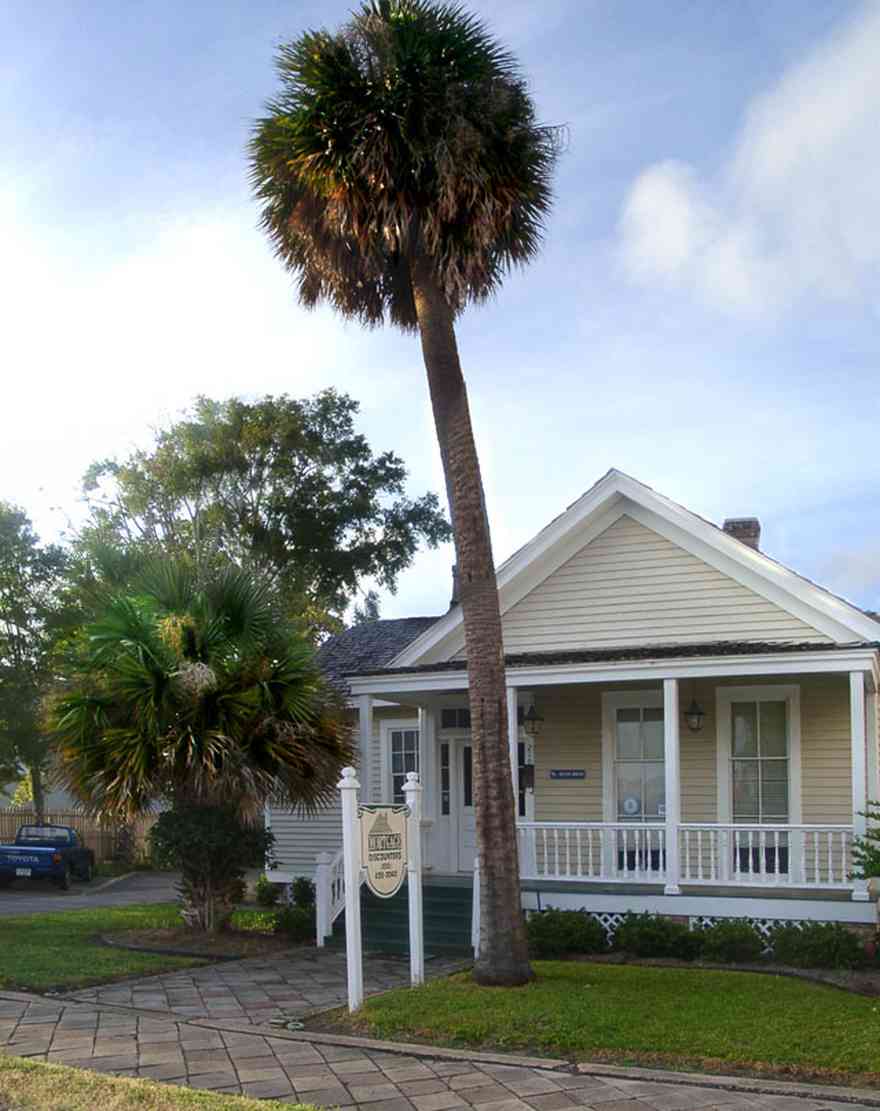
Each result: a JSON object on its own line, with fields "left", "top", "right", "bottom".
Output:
{"left": 769, "top": 922, "right": 867, "bottom": 969}
{"left": 611, "top": 912, "right": 701, "bottom": 960}
{"left": 291, "top": 876, "right": 316, "bottom": 908}
{"left": 699, "top": 919, "right": 764, "bottom": 963}
{"left": 149, "top": 806, "right": 275, "bottom": 932}
{"left": 274, "top": 904, "right": 316, "bottom": 944}
{"left": 526, "top": 909, "right": 607, "bottom": 958}
{"left": 255, "top": 873, "right": 281, "bottom": 908}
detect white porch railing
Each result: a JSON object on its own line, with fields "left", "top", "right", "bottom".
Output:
{"left": 516, "top": 821, "right": 855, "bottom": 889}
{"left": 517, "top": 821, "right": 668, "bottom": 883}
{"left": 679, "top": 823, "right": 854, "bottom": 888}
{"left": 315, "top": 848, "right": 347, "bottom": 946}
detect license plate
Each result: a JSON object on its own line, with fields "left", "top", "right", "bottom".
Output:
{"left": 15, "top": 868, "right": 31, "bottom": 877}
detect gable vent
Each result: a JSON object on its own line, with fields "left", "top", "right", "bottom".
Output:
{"left": 722, "top": 517, "right": 761, "bottom": 550}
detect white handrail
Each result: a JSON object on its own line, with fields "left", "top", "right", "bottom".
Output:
{"left": 315, "top": 847, "right": 347, "bottom": 946}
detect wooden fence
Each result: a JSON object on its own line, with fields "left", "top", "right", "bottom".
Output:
{"left": 0, "top": 810, "right": 157, "bottom": 863}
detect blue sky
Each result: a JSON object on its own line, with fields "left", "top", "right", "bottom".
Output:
{"left": 2, "top": 0, "right": 878, "bottom": 619}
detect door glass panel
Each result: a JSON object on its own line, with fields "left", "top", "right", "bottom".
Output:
{"left": 759, "top": 702, "right": 787, "bottom": 756}
{"left": 462, "top": 745, "right": 473, "bottom": 808}
{"left": 617, "top": 765, "right": 643, "bottom": 819}
{"left": 616, "top": 708, "right": 641, "bottom": 759}
{"left": 732, "top": 703, "right": 758, "bottom": 756}
{"left": 644, "top": 763, "right": 665, "bottom": 818}
{"left": 440, "top": 743, "right": 450, "bottom": 816}
{"left": 642, "top": 707, "right": 664, "bottom": 759}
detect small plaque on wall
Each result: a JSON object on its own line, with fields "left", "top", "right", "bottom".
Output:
{"left": 549, "top": 769, "right": 586, "bottom": 780}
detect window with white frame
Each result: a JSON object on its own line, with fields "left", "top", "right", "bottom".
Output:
{"left": 615, "top": 706, "right": 664, "bottom": 822}
{"left": 731, "top": 700, "right": 788, "bottom": 823}
{"left": 390, "top": 728, "right": 419, "bottom": 804}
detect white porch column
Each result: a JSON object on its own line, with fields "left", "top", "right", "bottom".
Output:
{"left": 357, "top": 694, "right": 373, "bottom": 803}
{"left": 850, "top": 671, "right": 870, "bottom": 901}
{"left": 417, "top": 706, "right": 436, "bottom": 870}
{"left": 867, "top": 687, "right": 879, "bottom": 806}
{"left": 507, "top": 685, "right": 519, "bottom": 808}
{"left": 663, "top": 678, "right": 681, "bottom": 895}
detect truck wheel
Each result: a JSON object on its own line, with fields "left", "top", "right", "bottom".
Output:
{"left": 55, "top": 865, "right": 72, "bottom": 892}
{"left": 81, "top": 861, "right": 94, "bottom": 883}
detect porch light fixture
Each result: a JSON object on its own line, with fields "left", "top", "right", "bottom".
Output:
{"left": 684, "top": 698, "right": 706, "bottom": 733}
{"left": 523, "top": 703, "right": 544, "bottom": 738}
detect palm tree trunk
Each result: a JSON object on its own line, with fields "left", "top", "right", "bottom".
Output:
{"left": 410, "top": 256, "right": 532, "bottom": 986}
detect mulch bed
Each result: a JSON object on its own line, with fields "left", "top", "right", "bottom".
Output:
{"left": 103, "top": 927, "right": 307, "bottom": 960}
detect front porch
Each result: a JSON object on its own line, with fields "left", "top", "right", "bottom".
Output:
{"left": 347, "top": 643, "right": 880, "bottom": 922}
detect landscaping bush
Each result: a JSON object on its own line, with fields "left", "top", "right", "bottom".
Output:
{"left": 698, "top": 919, "right": 764, "bottom": 963}
{"left": 291, "top": 876, "right": 316, "bottom": 908}
{"left": 611, "top": 912, "right": 702, "bottom": 960}
{"left": 274, "top": 904, "right": 316, "bottom": 944}
{"left": 526, "top": 909, "right": 607, "bottom": 957}
{"left": 254, "top": 873, "right": 281, "bottom": 908}
{"left": 769, "top": 922, "right": 867, "bottom": 969}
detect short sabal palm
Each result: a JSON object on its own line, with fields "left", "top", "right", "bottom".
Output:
{"left": 51, "top": 562, "right": 353, "bottom": 822}
{"left": 250, "top": 0, "right": 559, "bottom": 328}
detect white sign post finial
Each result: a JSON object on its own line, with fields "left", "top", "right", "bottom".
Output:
{"left": 338, "top": 766, "right": 363, "bottom": 1012}
{"left": 402, "top": 772, "right": 424, "bottom": 986}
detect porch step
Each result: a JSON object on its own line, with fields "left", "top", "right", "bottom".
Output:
{"left": 331, "top": 881, "right": 473, "bottom": 956}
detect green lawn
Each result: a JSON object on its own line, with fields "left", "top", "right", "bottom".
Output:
{"left": 339, "top": 962, "right": 880, "bottom": 1085}
{"left": 0, "top": 1054, "right": 317, "bottom": 1110}
{"left": 0, "top": 904, "right": 206, "bottom": 992}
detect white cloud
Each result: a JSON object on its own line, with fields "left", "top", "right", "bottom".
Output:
{"left": 619, "top": 1, "right": 880, "bottom": 317}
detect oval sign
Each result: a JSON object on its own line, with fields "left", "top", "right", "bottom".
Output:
{"left": 359, "top": 805, "right": 409, "bottom": 898}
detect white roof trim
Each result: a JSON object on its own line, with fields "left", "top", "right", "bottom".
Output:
{"left": 391, "top": 469, "right": 880, "bottom": 666}
{"left": 348, "top": 646, "right": 880, "bottom": 697}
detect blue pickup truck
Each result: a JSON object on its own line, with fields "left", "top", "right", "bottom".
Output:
{"left": 0, "top": 825, "right": 96, "bottom": 890}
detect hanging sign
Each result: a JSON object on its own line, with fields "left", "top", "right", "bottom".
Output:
{"left": 359, "top": 805, "right": 409, "bottom": 898}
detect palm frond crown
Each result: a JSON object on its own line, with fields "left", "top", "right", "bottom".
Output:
{"left": 250, "top": 0, "right": 562, "bottom": 329}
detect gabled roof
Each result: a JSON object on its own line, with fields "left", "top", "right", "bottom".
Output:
{"left": 317, "top": 616, "right": 440, "bottom": 690}
{"left": 391, "top": 469, "right": 880, "bottom": 668}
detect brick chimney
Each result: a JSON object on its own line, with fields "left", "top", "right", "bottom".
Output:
{"left": 450, "top": 564, "right": 461, "bottom": 608}
{"left": 722, "top": 517, "right": 761, "bottom": 550}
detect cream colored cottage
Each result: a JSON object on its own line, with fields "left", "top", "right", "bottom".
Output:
{"left": 268, "top": 470, "right": 880, "bottom": 941}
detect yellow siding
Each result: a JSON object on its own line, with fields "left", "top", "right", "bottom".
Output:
{"left": 499, "top": 514, "right": 830, "bottom": 654}
{"left": 532, "top": 675, "right": 852, "bottom": 825}
{"left": 533, "top": 687, "right": 603, "bottom": 821}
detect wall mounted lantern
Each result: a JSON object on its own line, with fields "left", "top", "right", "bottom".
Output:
{"left": 684, "top": 698, "right": 706, "bottom": 733}
{"left": 523, "top": 703, "right": 544, "bottom": 738}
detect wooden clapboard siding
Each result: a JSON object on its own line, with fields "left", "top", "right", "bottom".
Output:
{"left": 533, "top": 687, "right": 603, "bottom": 822}
{"left": 531, "top": 675, "right": 853, "bottom": 826}
{"left": 498, "top": 514, "right": 829, "bottom": 654}
{"left": 269, "top": 706, "right": 411, "bottom": 876}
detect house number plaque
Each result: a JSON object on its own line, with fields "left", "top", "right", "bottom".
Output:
{"left": 359, "top": 805, "right": 409, "bottom": 898}
{"left": 549, "top": 769, "right": 586, "bottom": 780}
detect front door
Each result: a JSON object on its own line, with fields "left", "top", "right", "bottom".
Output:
{"left": 456, "top": 742, "right": 476, "bottom": 872}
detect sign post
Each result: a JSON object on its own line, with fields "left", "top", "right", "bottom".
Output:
{"left": 403, "top": 772, "right": 424, "bottom": 985}
{"left": 338, "top": 767, "right": 363, "bottom": 1012}
{"left": 339, "top": 769, "right": 425, "bottom": 1012}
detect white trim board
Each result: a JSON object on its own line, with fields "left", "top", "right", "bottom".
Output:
{"left": 391, "top": 470, "right": 880, "bottom": 666}
{"left": 519, "top": 889, "right": 876, "bottom": 924}
{"left": 347, "top": 647, "right": 879, "bottom": 698}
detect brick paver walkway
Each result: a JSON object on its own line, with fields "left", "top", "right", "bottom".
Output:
{"left": 65, "top": 950, "right": 467, "bottom": 1026}
{"left": 2, "top": 950, "right": 879, "bottom": 1110}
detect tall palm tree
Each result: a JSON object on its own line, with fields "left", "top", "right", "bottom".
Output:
{"left": 51, "top": 561, "right": 354, "bottom": 929}
{"left": 250, "top": 0, "right": 559, "bottom": 984}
